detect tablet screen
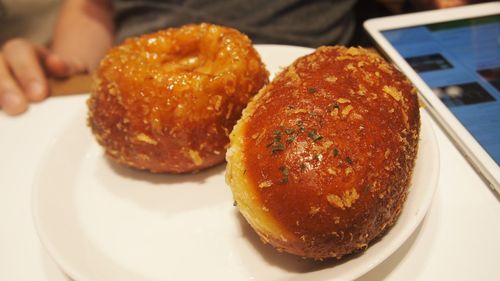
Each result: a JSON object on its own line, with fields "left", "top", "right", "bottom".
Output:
{"left": 382, "top": 15, "right": 500, "bottom": 166}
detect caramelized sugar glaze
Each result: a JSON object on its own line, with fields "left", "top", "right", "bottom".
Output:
{"left": 88, "top": 23, "right": 268, "bottom": 173}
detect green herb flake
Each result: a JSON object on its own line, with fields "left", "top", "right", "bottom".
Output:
{"left": 300, "top": 163, "right": 307, "bottom": 171}
{"left": 346, "top": 156, "right": 353, "bottom": 165}
{"left": 333, "top": 148, "right": 339, "bottom": 157}
{"left": 307, "top": 87, "right": 317, "bottom": 94}
{"left": 273, "top": 129, "right": 282, "bottom": 142}
{"left": 296, "top": 120, "right": 305, "bottom": 132}
{"left": 268, "top": 129, "right": 286, "bottom": 154}
{"left": 271, "top": 143, "right": 285, "bottom": 154}
{"left": 308, "top": 130, "right": 323, "bottom": 142}
{"left": 284, "top": 128, "right": 297, "bottom": 143}
{"left": 279, "top": 166, "right": 289, "bottom": 184}
{"left": 328, "top": 103, "right": 340, "bottom": 111}
{"left": 233, "top": 201, "right": 238, "bottom": 207}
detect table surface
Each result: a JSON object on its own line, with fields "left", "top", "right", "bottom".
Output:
{"left": 1, "top": 95, "right": 499, "bottom": 281}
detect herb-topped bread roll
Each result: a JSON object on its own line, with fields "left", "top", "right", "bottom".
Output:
{"left": 88, "top": 23, "right": 269, "bottom": 173}
{"left": 226, "top": 46, "right": 420, "bottom": 259}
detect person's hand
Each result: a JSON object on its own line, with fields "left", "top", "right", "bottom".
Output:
{"left": 430, "top": 0, "right": 469, "bottom": 8}
{"left": 411, "top": 0, "right": 485, "bottom": 10}
{"left": 0, "top": 38, "right": 86, "bottom": 115}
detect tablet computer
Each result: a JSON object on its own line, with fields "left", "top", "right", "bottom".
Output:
{"left": 364, "top": 2, "right": 500, "bottom": 194}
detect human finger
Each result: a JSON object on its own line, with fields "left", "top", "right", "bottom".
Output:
{"left": 0, "top": 55, "right": 28, "bottom": 115}
{"left": 44, "top": 53, "right": 74, "bottom": 78}
{"left": 2, "top": 38, "right": 49, "bottom": 102}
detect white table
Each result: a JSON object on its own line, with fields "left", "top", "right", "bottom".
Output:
{"left": 1, "top": 95, "right": 499, "bottom": 281}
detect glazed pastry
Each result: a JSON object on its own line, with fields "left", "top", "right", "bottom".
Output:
{"left": 226, "top": 46, "right": 420, "bottom": 259}
{"left": 88, "top": 23, "right": 269, "bottom": 173}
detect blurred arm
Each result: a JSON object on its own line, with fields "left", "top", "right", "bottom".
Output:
{"left": 51, "top": 0, "right": 114, "bottom": 71}
{"left": 0, "top": 0, "right": 114, "bottom": 115}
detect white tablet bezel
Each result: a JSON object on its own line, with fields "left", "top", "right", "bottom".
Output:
{"left": 364, "top": 2, "right": 500, "bottom": 194}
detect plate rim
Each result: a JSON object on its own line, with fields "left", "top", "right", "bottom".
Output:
{"left": 31, "top": 44, "right": 440, "bottom": 281}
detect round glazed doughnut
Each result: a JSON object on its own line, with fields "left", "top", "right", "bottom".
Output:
{"left": 226, "top": 46, "right": 420, "bottom": 259}
{"left": 87, "top": 23, "right": 269, "bottom": 173}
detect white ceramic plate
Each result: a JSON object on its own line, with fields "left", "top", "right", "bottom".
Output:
{"left": 32, "top": 45, "right": 439, "bottom": 281}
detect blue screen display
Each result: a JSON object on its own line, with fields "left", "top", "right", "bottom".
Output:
{"left": 382, "top": 15, "right": 500, "bottom": 166}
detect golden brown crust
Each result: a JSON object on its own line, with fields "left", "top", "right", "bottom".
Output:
{"left": 227, "top": 46, "right": 420, "bottom": 259}
{"left": 87, "top": 23, "right": 269, "bottom": 173}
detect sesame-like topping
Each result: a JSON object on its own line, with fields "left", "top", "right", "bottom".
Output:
{"left": 259, "top": 180, "right": 273, "bottom": 189}
{"left": 341, "top": 104, "right": 354, "bottom": 116}
{"left": 326, "top": 188, "right": 360, "bottom": 209}
{"left": 188, "top": 149, "right": 203, "bottom": 166}
{"left": 135, "top": 133, "right": 158, "bottom": 145}
{"left": 325, "top": 75, "right": 337, "bottom": 83}
{"left": 383, "top": 85, "right": 403, "bottom": 101}
{"left": 309, "top": 206, "right": 321, "bottom": 215}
